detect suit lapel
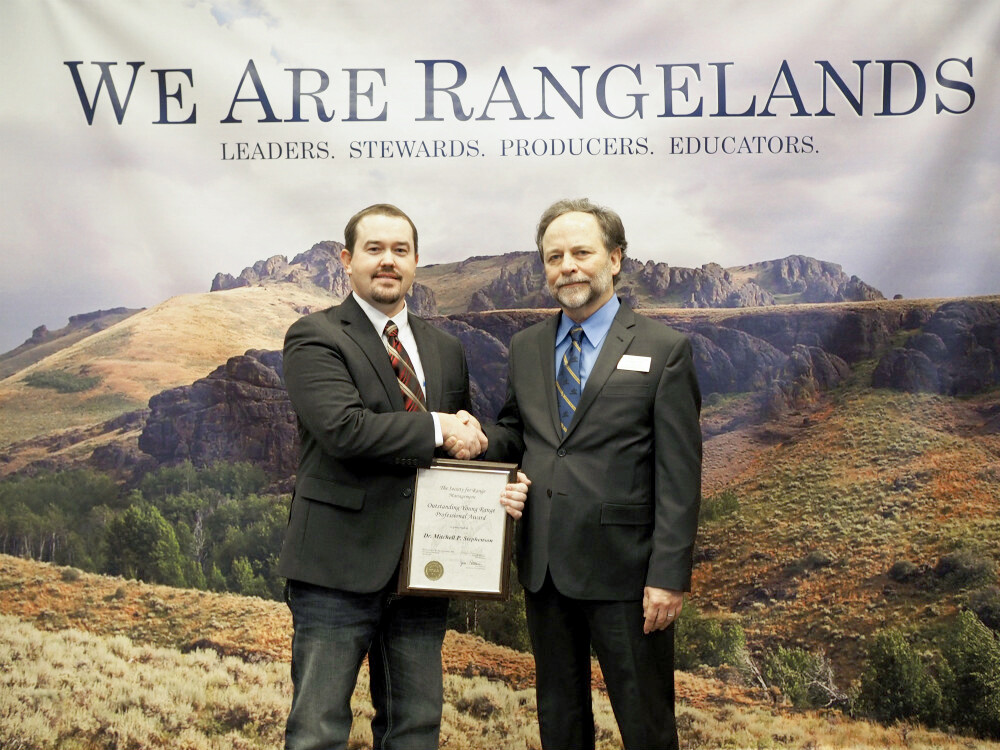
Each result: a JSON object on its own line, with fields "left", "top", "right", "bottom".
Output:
{"left": 535, "top": 315, "right": 563, "bottom": 441}
{"left": 561, "top": 303, "right": 636, "bottom": 442}
{"left": 339, "top": 295, "right": 406, "bottom": 411}
{"left": 409, "top": 314, "right": 442, "bottom": 411}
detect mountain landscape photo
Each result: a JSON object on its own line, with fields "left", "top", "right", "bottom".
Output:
{"left": 2, "top": 241, "right": 999, "bottom": 749}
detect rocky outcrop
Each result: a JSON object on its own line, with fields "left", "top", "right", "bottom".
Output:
{"left": 725, "top": 307, "right": 899, "bottom": 363}
{"left": 763, "top": 345, "right": 851, "bottom": 417}
{"left": 872, "top": 349, "right": 940, "bottom": 393}
{"left": 465, "top": 252, "right": 880, "bottom": 312}
{"left": 873, "top": 300, "right": 1000, "bottom": 395}
{"left": 684, "top": 324, "right": 786, "bottom": 394}
{"left": 139, "top": 350, "right": 298, "bottom": 478}
{"left": 746, "top": 255, "right": 884, "bottom": 303}
{"left": 211, "top": 243, "right": 349, "bottom": 295}
{"left": 211, "top": 242, "right": 438, "bottom": 317}
{"left": 638, "top": 261, "right": 778, "bottom": 308}
{"left": 467, "top": 256, "right": 553, "bottom": 312}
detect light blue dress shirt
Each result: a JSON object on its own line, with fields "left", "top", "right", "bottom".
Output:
{"left": 554, "top": 295, "right": 620, "bottom": 391}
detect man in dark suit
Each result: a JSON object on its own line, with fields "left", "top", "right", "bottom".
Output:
{"left": 485, "top": 198, "right": 702, "bottom": 750}
{"left": 278, "top": 203, "right": 526, "bottom": 750}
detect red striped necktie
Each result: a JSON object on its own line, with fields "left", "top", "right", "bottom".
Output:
{"left": 383, "top": 321, "right": 427, "bottom": 412}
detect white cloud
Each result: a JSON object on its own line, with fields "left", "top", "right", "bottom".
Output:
{"left": 0, "top": 0, "right": 997, "bottom": 350}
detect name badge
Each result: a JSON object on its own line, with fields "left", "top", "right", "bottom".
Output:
{"left": 617, "top": 354, "right": 651, "bottom": 373}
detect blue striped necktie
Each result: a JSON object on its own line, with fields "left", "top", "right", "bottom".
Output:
{"left": 556, "top": 326, "right": 584, "bottom": 433}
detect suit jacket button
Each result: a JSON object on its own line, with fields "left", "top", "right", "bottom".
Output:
{"left": 402, "top": 488, "right": 413, "bottom": 497}
{"left": 546, "top": 489, "right": 552, "bottom": 498}
{"left": 557, "top": 449, "right": 567, "bottom": 457}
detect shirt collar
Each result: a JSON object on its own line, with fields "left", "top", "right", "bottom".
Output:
{"left": 556, "top": 294, "right": 620, "bottom": 348}
{"left": 352, "top": 292, "right": 410, "bottom": 336}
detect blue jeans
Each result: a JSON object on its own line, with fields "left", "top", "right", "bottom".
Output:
{"left": 284, "top": 580, "right": 448, "bottom": 750}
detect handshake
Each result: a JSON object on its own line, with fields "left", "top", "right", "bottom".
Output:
{"left": 438, "top": 409, "right": 489, "bottom": 460}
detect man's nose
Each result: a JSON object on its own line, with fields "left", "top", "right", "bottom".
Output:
{"left": 560, "top": 256, "right": 578, "bottom": 274}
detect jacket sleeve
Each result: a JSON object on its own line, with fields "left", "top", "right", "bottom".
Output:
{"left": 483, "top": 343, "right": 526, "bottom": 464}
{"left": 646, "top": 334, "right": 702, "bottom": 591}
{"left": 283, "top": 315, "right": 436, "bottom": 467}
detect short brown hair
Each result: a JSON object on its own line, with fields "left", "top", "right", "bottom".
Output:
{"left": 343, "top": 204, "right": 418, "bottom": 256}
{"left": 535, "top": 198, "right": 628, "bottom": 260}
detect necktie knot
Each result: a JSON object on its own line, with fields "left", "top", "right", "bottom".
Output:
{"left": 569, "top": 326, "right": 584, "bottom": 344}
{"left": 384, "top": 321, "right": 399, "bottom": 339}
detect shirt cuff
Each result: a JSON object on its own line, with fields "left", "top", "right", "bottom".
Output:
{"left": 431, "top": 412, "right": 443, "bottom": 447}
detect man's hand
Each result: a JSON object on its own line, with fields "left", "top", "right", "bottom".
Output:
{"left": 642, "top": 587, "right": 683, "bottom": 634}
{"left": 440, "top": 410, "right": 488, "bottom": 459}
{"left": 500, "top": 471, "right": 530, "bottom": 519}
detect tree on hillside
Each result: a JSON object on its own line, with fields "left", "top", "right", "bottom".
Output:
{"left": 858, "top": 628, "right": 943, "bottom": 725}
{"left": 105, "top": 504, "right": 186, "bottom": 587}
{"left": 939, "top": 610, "right": 1000, "bottom": 738}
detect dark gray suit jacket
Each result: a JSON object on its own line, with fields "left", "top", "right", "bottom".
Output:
{"left": 486, "top": 301, "right": 701, "bottom": 600}
{"left": 277, "top": 294, "right": 472, "bottom": 592}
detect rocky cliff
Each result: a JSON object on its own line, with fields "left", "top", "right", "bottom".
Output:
{"left": 134, "top": 299, "right": 999, "bottom": 480}
{"left": 873, "top": 300, "right": 1000, "bottom": 395}
{"left": 210, "top": 242, "right": 439, "bottom": 317}
{"left": 464, "top": 252, "right": 883, "bottom": 312}
{"left": 138, "top": 350, "right": 298, "bottom": 479}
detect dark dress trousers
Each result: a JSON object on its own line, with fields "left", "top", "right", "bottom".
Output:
{"left": 486, "top": 301, "right": 702, "bottom": 750}
{"left": 277, "top": 293, "right": 473, "bottom": 592}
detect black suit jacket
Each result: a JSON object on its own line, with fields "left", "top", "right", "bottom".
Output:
{"left": 486, "top": 301, "right": 701, "bottom": 600}
{"left": 277, "top": 294, "right": 472, "bottom": 592}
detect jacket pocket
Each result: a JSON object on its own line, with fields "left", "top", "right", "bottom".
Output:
{"left": 297, "top": 474, "right": 365, "bottom": 510}
{"left": 600, "top": 502, "right": 652, "bottom": 525}
{"left": 602, "top": 385, "right": 650, "bottom": 398}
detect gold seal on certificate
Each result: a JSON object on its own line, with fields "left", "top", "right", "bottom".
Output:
{"left": 398, "top": 459, "right": 518, "bottom": 600}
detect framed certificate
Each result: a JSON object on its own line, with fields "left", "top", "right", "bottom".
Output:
{"left": 398, "top": 458, "right": 518, "bottom": 600}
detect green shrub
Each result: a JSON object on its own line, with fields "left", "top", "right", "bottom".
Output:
{"left": 23, "top": 369, "right": 101, "bottom": 393}
{"left": 229, "top": 556, "right": 270, "bottom": 599}
{"left": 674, "top": 605, "right": 746, "bottom": 670}
{"left": 939, "top": 610, "right": 1000, "bottom": 738}
{"left": 699, "top": 489, "right": 739, "bottom": 524}
{"left": 968, "top": 586, "right": 1000, "bottom": 632}
{"left": 448, "top": 581, "right": 530, "bottom": 652}
{"left": 934, "top": 548, "right": 997, "bottom": 591}
{"left": 888, "top": 560, "right": 920, "bottom": 583}
{"left": 760, "top": 646, "right": 837, "bottom": 708}
{"left": 857, "top": 629, "right": 942, "bottom": 725}
{"left": 105, "top": 504, "right": 186, "bottom": 587}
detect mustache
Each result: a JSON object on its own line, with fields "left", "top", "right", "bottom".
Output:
{"left": 373, "top": 270, "right": 402, "bottom": 281}
{"left": 555, "top": 276, "right": 588, "bottom": 289}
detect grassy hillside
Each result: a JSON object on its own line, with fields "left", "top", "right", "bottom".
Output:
{"left": 0, "top": 284, "right": 335, "bottom": 447}
{"left": 693, "top": 362, "right": 1000, "bottom": 681}
{"left": 2, "top": 555, "right": 997, "bottom": 749}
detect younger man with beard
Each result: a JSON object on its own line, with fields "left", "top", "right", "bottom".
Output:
{"left": 279, "top": 203, "right": 527, "bottom": 750}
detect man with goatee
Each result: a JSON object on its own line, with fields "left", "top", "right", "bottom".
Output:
{"left": 486, "top": 198, "right": 702, "bottom": 750}
{"left": 278, "top": 203, "right": 528, "bottom": 750}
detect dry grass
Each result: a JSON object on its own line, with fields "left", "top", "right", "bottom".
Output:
{"left": 0, "top": 284, "right": 336, "bottom": 446}
{"left": 3, "top": 556, "right": 998, "bottom": 749}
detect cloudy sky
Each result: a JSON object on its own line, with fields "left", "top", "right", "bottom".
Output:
{"left": 1, "top": 0, "right": 997, "bottom": 352}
